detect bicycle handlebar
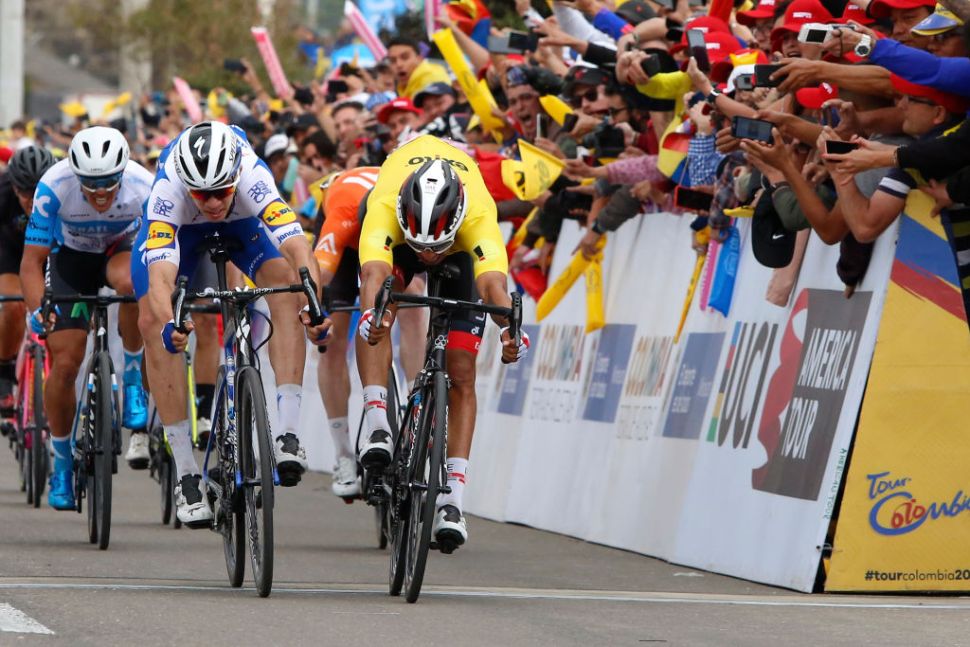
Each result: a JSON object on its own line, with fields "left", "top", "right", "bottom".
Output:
{"left": 300, "top": 267, "right": 326, "bottom": 326}
{"left": 0, "top": 295, "right": 24, "bottom": 302}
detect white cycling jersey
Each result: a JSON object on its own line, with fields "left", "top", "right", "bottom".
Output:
{"left": 26, "top": 159, "right": 153, "bottom": 253}
{"left": 141, "top": 131, "right": 303, "bottom": 270}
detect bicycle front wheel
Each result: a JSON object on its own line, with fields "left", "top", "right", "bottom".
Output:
{"left": 31, "top": 344, "right": 48, "bottom": 507}
{"left": 92, "top": 354, "right": 114, "bottom": 550}
{"left": 213, "top": 369, "right": 244, "bottom": 588}
{"left": 403, "top": 371, "right": 448, "bottom": 603}
{"left": 237, "top": 366, "right": 274, "bottom": 598}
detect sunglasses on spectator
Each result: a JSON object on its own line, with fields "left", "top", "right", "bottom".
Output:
{"left": 79, "top": 172, "right": 123, "bottom": 193}
{"left": 189, "top": 185, "right": 237, "bottom": 202}
{"left": 571, "top": 87, "right": 600, "bottom": 108}
{"left": 931, "top": 28, "right": 964, "bottom": 41}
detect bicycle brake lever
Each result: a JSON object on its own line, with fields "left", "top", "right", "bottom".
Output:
{"left": 373, "top": 276, "right": 395, "bottom": 329}
{"left": 299, "top": 267, "right": 325, "bottom": 326}
{"left": 172, "top": 276, "right": 189, "bottom": 333}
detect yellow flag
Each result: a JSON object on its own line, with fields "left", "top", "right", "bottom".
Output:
{"left": 585, "top": 259, "right": 605, "bottom": 333}
{"left": 431, "top": 29, "right": 506, "bottom": 142}
{"left": 206, "top": 89, "right": 227, "bottom": 119}
{"left": 115, "top": 91, "right": 132, "bottom": 106}
{"left": 315, "top": 48, "right": 330, "bottom": 79}
{"left": 536, "top": 235, "right": 606, "bottom": 321}
{"left": 538, "top": 95, "right": 573, "bottom": 126}
{"left": 60, "top": 101, "right": 87, "bottom": 118}
{"left": 518, "top": 139, "right": 564, "bottom": 200}
{"left": 501, "top": 159, "right": 527, "bottom": 200}
{"left": 675, "top": 254, "right": 707, "bottom": 343}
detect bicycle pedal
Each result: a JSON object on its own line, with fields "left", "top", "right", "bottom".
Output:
{"left": 277, "top": 465, "right": 302, "bottom": 488}
{"left": 435, "top": 537, "right": 460, "bottom": 555}
{"left": 184, "top": 518, "right": 213, "bottom": 530}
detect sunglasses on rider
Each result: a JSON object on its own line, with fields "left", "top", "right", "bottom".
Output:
{"left": 189, "top": 184, "right": 237, "bottom": 202}
{"left": 406, "top": 238, "right": 453, "bottom": 255}
{"left": 78, "top": 172, "right": 123, "bottom": 193}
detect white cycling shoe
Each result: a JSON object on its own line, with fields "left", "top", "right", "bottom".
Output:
{"left": 331, "top": 456, "right": 361, "bottom": 500}
{"left": 274, "top": 433, "right": 308, "bottom": 486}
{"left": 432, "top": 504, "right": 467, "bottom": 554}
{"left": 175, "top": 474, "right": 213, "bottom": 528}
{"left": 359, "top": 429, "right": 393, "bottom": 470}
{"left": 125, "top": 431, "right": 150, "bottom": 470}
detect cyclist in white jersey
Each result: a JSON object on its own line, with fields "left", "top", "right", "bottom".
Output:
{"left": 20, "top": 126, "right": 153, "bottom": 510}
{"left": 133, "top": 121, "right": 330, "bottom": 525}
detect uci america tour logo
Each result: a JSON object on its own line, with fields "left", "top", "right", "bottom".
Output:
{"left": 867, "top": 471, "right": 970, "bottom": 536}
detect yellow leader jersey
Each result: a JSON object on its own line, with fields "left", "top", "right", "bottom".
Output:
{"left": 359, "top": 135, "right": 508, "bottom": 278}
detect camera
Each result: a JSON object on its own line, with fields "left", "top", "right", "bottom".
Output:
{"left": 583, "top": 121, "right": 625, "bottom": 158}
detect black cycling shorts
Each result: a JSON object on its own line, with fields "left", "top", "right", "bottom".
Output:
{"left": 47, "top": 237, "right": 134, "bottom": 332}
{"left": 328, "top": 247, "right": 360, "bottom": 309}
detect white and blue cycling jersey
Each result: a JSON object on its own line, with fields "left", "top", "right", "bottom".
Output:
{"left": 132, "top": 126, "right": 305, "bottom": 298}
{"left": 25, "top": 159, "right": 153, "bottom": 253}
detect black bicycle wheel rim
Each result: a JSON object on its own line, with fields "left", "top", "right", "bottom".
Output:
{"left": 31, "top": 345, "right": 47, "bottom": 505}
{"left": 159, "top": 452, "right": 172, "bottom": 525}
{"left": 17, "top": 355, "right": 29, "bottom": 498}
{"left": 94, "top": 354, "right": 113, "bottom": 550}
{"left": 404, "top": 374, "right": 446, "bottom": 603}
{"left": 388, "top": 397, "right": 416, "bottom": 596}
{"left": 214, "top": 371, "right": 245, "bottom": 588}
{"left": 238, "top": 367, "right": 274, "bottom": 598}
{"left": 376, "top": 366, "right": 400, "bottom": 551}
{"left": 84, "top": 374, "right": 98, "bottom": 544}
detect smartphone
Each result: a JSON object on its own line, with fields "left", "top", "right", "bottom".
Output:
{"left": 674, "top": 186, "right": 714, "bottom": 211}
{"left": 735, "top": 74, "right": 754, "bottom": 91}
{"left": 293, "top": 86, "right": 314, "bottom": 106}
{"left": 824, "top": 139, "right": 859, "bottom": 155}
{"left": 687, "top": 29, "right": 710, "bottom": 73}
{"left": 731, "top": 116, "right": 774, "bottom": 143}
{"left": 562, "top": 113, "right": 579, "bottom": 133}
{"left": 819, "top": 105, "right": 841, "bottom": 128}
{"left": 326, "top": 79, "right": 349, "bottom": 95}
{"left": 798, "top": 22, "right": 832, "bottom": 44}
{"left": 640, "top": 53, "right": 662, "bottom": 78}
{"left": 487, "top": 31, "right": 538, "bottom": 54}
{"left": 536, "top": 114, "right": 546, "bottom": 140}
{"left": 223, "top": 58, "right": 247, "bottom": 74}
{"left": 753, "top": 64, "right": 786, "bottom": 88}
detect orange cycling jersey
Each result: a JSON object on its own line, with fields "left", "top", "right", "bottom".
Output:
{"left": 313, "top": 167, "right": 379, "bottom": 274}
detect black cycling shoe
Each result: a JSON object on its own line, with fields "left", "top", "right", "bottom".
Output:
{"left": 359, "top": 430, "right": 393, "bottom": 470}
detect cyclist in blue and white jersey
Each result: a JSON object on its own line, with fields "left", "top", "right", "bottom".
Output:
{"left": 133, "top": 121, "right": 331, "bottom": 526}
{"left": 20, "top": 126, "right": 153, "bottom": 510}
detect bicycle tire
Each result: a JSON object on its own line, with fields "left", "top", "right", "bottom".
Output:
{"left": 387, "top": 397, "right": 412, "bottom": 596}
{"left": 376, "top": 365, "right": 401, "bottom": 551}
{"left": 17, "top": 351, "right": 31, "bottom": 499}
{"left": 31, "top": 344, "right": 47, "bottom": 507}
{"left": 404, "top": 371, "right": 447, "bottom": 603}
{"left": 159, "top": 448, "right": 173, "bottom": 525}
{"left": 82, "top": 365, "right": 98, "bottom": 544}
{"left": 214, "top": 371, "right": 245, "bottom": 588}
{"left": 93, "top": 354, "right": 113, "bottom": 550}
{"left": 237, "top": 366, "right": 274, "bottom": 598}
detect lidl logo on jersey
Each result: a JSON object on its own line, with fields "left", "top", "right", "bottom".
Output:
{"left": 146, "top": 221, "right": 176, "bottom": 249}
{"left": 261, "top": 201, "right": 296, "bottom": 228}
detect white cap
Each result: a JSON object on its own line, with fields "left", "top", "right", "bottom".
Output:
{"left": 263, "top": 133, "right": 290, "bottom": 160}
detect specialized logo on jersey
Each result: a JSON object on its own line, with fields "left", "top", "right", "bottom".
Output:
{"left": 261, "top": 201, "right": 296, "bottom": 228}
{"left": 146, "top": 221, "right": 176, "bottom": 249}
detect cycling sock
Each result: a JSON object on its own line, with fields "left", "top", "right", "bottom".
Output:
{"left": 438, "top": 457, "right": 468, "bottom": 513}
{"left": 51, "top": 436, "right": 73, "bottom": 473}
{"left": 328, "top": 416, "right": 353, "bottom": 460}
{"left": 164, "top": 420, "right": 197, "bottom": 479}
{"left": 276, "top": 384, "right": 302, "bottom": 438}
{"left": 361, "top": 385, "right": 388, "bottom": 437}
{"left": 122, "top": 348, "right": 144, "bottom": 386}
{"left": 196, "top": 383, "right": 215, "bottom": 419}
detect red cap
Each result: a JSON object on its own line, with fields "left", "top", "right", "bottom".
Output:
{"left": 796, "top": 82, "right": 839, "bottom": 108}
{"left": 837, "top": 2, "right": 876, "bottom": 24}
{"left": 737, "top": 0, "right": 780, "bottom": 26}
{"left": 868, "top": 0, "right": 934, "bottom": 18}
{"left": 770, "top": 0, "right": 836, "bottom": 49}
{"left": 710, "top": 47, "right": 770, "bottom": 84}
{"left": 376, "top": 98, "right": 422, "bottom": 124}
{"left": 890, "top": 74, "right": 970, "bottom": 114}
{"left": 670, "top": 16, "right": 733, "bottom": 54}
{"left": 0, "top": 147, "right": 12, "bottom": 164}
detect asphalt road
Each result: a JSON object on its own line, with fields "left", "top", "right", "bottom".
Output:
{"left": 0, "top": 434, "right": 968, "bottom": 647}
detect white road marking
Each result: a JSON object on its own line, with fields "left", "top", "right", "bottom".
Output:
{"left": 672, "top": 572, "right": 704, "bottom": 577}
{"left": 0, "top": 580, "right": 968, "bottom": 611}
{"left": 0, "top": 603, "right": 54, "bottom": 635}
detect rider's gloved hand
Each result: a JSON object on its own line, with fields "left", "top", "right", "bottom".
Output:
{"left": 358, "top": 308, "right": 376, "bottom": 342}
{"left": 161, "top": 320, "right": 181, "bottom": 354}
{"left": 27, "top": 308, "right": 47, "bottom": 336}
{"left": 358, "top": 308, "right": 394, "bottom": 345}
{"left": 500, "top": 326, "right": 530, "bottom": 363}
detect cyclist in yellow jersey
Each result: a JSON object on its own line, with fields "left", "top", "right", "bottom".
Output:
{"left": 356, "top": 135, "right": 530, "bottom": 550}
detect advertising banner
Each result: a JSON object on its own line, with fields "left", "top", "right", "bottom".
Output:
{"left": 826, "top": 197, "right": 970, "bottom": 591}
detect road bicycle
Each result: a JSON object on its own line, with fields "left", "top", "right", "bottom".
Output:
{"left": 172, "top": 231, "right": 324, "bottom": 598}
{"left": 148, "top": 301, "right": 220, "bottom": 528}
{"left": 43, "top": 290, "right": 134, "bottom": 550}
{"left": 370, "top": 265, "right": 521, "bottom": 603}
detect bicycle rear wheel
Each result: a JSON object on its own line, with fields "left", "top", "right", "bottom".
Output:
{"left": 92, "top": 354, "right": 113, "bottom": 550}
{"left": 31, "top": 345, "right": 48, "bottom": 507}
{"left": 237, "top": 366, "right": 274, "bottom": 598}
{"left": 403, "top": 371, "right": 447, "bottom": 603}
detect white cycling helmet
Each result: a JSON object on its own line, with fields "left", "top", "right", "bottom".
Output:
{"left": 396, "top": 159, "right": 467, "bottom": 253}
{"left": 68, "top": 126, "right": 130, "bottom": 178}
{"left": 172, "top": 121, "right": 242, "bottom": 191}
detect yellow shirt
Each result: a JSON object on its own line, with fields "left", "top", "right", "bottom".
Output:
{"left": 398, "top": 60, "right": 452, "bottom": 99}
{"left": 359, "top": 135, "right": 508, "bottom": 278}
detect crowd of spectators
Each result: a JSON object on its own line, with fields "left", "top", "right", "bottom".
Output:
{"left": 3, "top": 0, "right": 970, "bottom": 317}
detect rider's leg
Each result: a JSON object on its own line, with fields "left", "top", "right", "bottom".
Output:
{"left": 191, "top": 311, "right": 218, "bottom": 420}
{"left": 254, "top": 257, "right": 309, "bottom": 483}
{"left": 318, "top": 311, "right": 352, "bottom": 459}
{"left": 439, "top": 347, "right": 476, "bottom": 508}
{"left": 397, "top": 274, "right": 428, "bottom": 385}
{"left": 0, "top": 273, "right": 25, "bottom": 413}
{"left": 355, "top": 308, "right": 395, "bottom": 466}
{"left": 45, "top": 328, "right": 87, "bottom": 509}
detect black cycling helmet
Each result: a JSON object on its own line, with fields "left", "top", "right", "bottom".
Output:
{"left": 396, "top": 159, "right": 467, "bottom": 253}
{"left": 8, "top": 146, "right": 56, "bottom": 192}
